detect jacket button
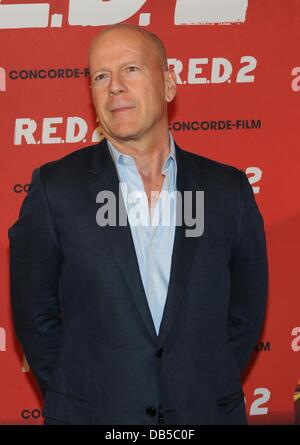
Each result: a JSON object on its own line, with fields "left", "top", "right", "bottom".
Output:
{"left": 156, "top": 348, "right": 163, "bottom": 357}
{"left": 146, "top": 407, "right": 157, "bottom": 417}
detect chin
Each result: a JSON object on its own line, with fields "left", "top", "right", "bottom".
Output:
{"left": 109, "top": 127, "right": 142, "bottom": 141}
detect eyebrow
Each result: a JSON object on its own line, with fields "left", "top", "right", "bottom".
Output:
{"left": 90, "top": 60, "right": 143, "bottom": 77}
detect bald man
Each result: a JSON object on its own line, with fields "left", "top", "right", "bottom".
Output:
{"left": 8, "top": 24, "right": 268, "bottom": 425}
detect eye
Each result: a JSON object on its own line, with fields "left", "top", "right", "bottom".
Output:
{"left": 93, "top": 72, "right": 109, "bottom": 82}
{"left": 125, "top": 66, "right": 140, "bottom": 73}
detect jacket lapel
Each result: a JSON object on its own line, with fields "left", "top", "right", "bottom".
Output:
{"left": 88, "top": 139, "right": 158, "bottom": 344}
{"left": 157, "top": 144, "right": 205, "bottom": 347}
{"left": 87, "top": 139, "right": 205, "bottom": 348}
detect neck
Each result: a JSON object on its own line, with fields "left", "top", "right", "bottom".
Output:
{"left": 105, "top": 128, "right": 171, "bottom": 181}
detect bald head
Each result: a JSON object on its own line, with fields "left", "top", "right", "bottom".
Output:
{"left": 87, "top": 22, "right": 177, "bottom": 146}
{"left": 88, "top": 23, "right": 168, "bottom": 71}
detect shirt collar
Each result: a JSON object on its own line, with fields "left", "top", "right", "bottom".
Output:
{"left": 107, "top": 131, "right": 177, "bottom": 174}
{"left": 162, "top": 132, "right": 176, "bottom": 174}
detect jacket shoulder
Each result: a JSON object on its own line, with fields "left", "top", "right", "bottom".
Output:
{"left": 180, "top": 147, "right": 242, "bottom": 176}
{"left": 38, "top": 142, "right": 101, "bottom": 178}
{"left": 177, "top": 147, "right": 245, "bottom": 194}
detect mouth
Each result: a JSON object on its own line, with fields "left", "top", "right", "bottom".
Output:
{"left": 110, "top": 106, "right": 135, "bottom": 114}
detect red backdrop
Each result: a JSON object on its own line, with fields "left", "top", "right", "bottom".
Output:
{"left": 0, "top": 0, "right": 299, "bottom": 425}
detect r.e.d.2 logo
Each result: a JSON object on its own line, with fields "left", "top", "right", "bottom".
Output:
{"left": 0, "top": 0, "right": 248, "bottom": 29}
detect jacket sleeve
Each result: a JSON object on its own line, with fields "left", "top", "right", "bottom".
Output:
{"left": 8, "top": 167, "right": 63, "bottom": 399}
{"left": 228, "top": 170, "right": 269, "bottom": 375}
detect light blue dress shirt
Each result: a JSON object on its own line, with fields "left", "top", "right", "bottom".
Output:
{"left": 107, "top": 133, "right": 177, "bottom": 335}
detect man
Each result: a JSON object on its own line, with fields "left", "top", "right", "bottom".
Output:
{"left": 8, "top": 24, "right": 268, "bottom": 425}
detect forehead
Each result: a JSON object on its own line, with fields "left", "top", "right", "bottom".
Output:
{"left": 89, "top": 29, "right": 159, "bottom": 67}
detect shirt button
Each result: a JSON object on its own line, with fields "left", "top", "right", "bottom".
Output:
{"left": 146, "top": 407, "right": 157, "bottom": 417}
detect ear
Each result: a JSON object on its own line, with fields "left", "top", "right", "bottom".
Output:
{"left": 164, "top": 69, "right": 177, "bottom": 103}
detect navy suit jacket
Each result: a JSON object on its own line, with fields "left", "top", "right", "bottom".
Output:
{"left": 8, "top": 138, "right": 268, "bottom": 425}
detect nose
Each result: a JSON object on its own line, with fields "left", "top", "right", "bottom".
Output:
{"left": 109, "top": 72, "right": 126, "bottom": 96}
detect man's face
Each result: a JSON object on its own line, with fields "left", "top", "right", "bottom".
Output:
{"left": 89, "top": 29, "right": 175, "bottom": 142}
